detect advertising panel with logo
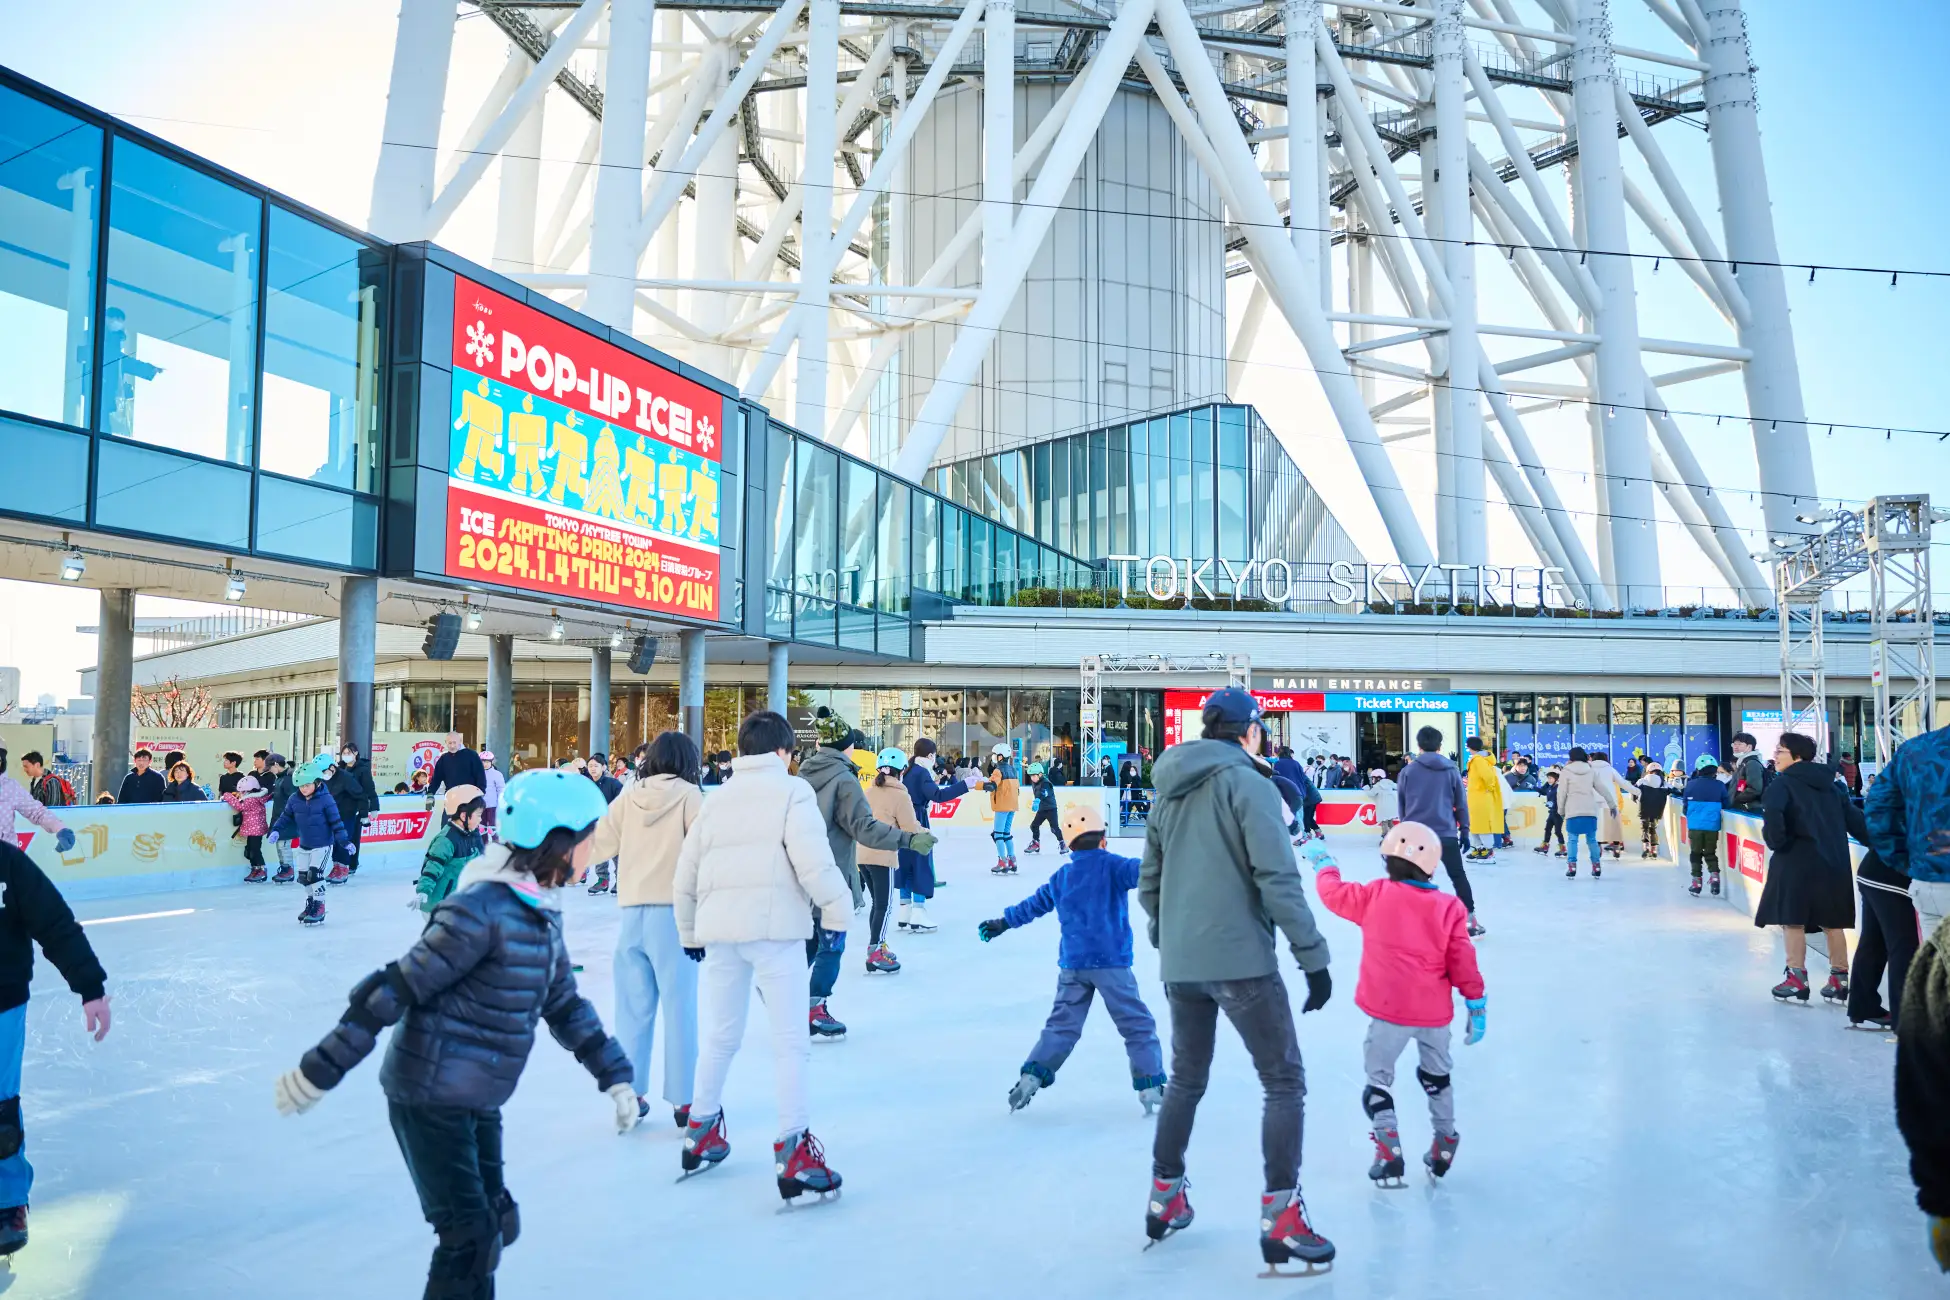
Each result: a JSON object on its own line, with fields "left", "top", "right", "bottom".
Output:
{"left": 445, "top": 277, "right": 724, "bottom": 621}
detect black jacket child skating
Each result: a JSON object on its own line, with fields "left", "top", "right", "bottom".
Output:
{"left": 296, "top": 850, "right": 630, "bottom": 1109}
{"left": 0, "top": 841, "right": 107, "bottom": 1014}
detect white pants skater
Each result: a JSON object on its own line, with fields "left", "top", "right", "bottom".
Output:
{"left": 691, "top": 939, "right": 810, "bottom": 1140}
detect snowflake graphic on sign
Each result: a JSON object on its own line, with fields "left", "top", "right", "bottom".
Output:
{"left": 696, "top": 414, "right": 717, "bottom": 455}
{"left": 465, "top": 321, "right": 495, "bottom": 369}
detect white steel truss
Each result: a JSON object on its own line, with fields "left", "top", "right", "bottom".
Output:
{"left": 1080, "top": 652, "right": 1252, "bottom": 780}
{"left": 371, "top": 0, "right": 1814, "bottom": 608}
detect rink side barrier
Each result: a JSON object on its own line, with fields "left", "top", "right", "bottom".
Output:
{"left": 14, "top": 795, "right": 443, "bottom": 902}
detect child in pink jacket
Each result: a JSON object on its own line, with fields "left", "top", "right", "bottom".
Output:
{"left": 223, "top": 774, "right": 272, "bottom": 883}
{"left": 1308, "top": 821, "right": 1486, "bottom": 1186}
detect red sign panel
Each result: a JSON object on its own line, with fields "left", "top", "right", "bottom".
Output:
{"left": 1728, "top": 832, "right": 1766, "bottom": 883}
{"left": 1163, "top": 689, "right": 1326, "bottom": 713}
{"left": 452, "top": 277, "right": 723, "bottom": 463}
{"left": 364, "top": 810, "right": 436, "bottom": 845}
{"left": 447, "top": 483, "right": 718, "bottom": 620}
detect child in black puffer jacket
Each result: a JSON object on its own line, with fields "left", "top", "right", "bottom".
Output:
{"left": 274, "top": 770, "right": 635, "bottom": 1299}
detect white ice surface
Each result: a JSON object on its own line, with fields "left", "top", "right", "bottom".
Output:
{"left": 3, "top": 833, "right": 1937, "bottom": 1298}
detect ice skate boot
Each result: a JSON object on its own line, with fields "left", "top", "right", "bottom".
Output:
{"left": 244, "top": 865, "right": 268, "bottom": 884}
{"left": 298, "top": 894, "right": 326, "bottom": 926}
{"left": 1008, "top": 1065, "right": 1051, "bottom": 1112}
{"left": 1821, "top": 968, "right": 1849, "bottom": 1005}
{"left": 906, "top": 902, "right": 938, "bottom": 933}
{"left": 0, "top": 1206, "right": 27, "bottom": 1259}
{"left": 1144, "top": 1175, "right": 1193, "bottom": 1246}
{"left": 1533, "top": 843, "right": 1550, "bottom": 855}
{"left": 1709, "top": 870, "right": 1722, "bottom": 896}
{"left": 1591, "top": 861, "right": 1602, "bottom": 879}
{"left": 775, "top": 1130, "right": 841, "bottom": 1204}
{"left": 1368, "top": 1129, "right": 1407, "bottom": 1188}
{"left": 1466, "top": 914, "right": 1486, "bottom": 938}
{"left": 1006, "top": 855, "right": 1018, "bottom": 874}
{"left": 272, "top": 864, "right": 295, "bottom": 884}
{"left": 673, "top": 1104, "right": 690, "bottom": 1131}
{"left": 808, "top": 999, "right": 846, "bottom": 1042}
{"left": 1424, "top": 1133, "right": 1460, "bottom": 1180}
{"left": 587, "top": 866, "right": 610, "bottom": 894}
{"left": 897, "top": 901, "right": 912, "bottom": 931}
{"left": 1553, "top": 846, "right": 1567, "bottom": 857}
{"left": 679, "top": 1110, "right": 729, "bottom": 1178}
{"left": 1688, "top": 875, "right": 1703, "bottom": 897}
{"left": 1771, "top": 966, "right": 1810, "bottom": 1003}
{"left": 865, "top": 943, "right": 901, "bottom": 974}
{"left": 1260, "top": 1191, "right": 1335, "bottom": 1274}
{"left": 1566, "top": 862, "right": 1578, "bottom": 878}
{"left": 325, "top": 863, "right": 350, "bottom": 886}
{"left": 1025, "top": 840, "right": 1042, "bottom": 854}
{"left": 1608, "top": 842, "right": 1622, "bottom": 859}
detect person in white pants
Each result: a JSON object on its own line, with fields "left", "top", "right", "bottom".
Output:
{"left": 673, "top": 711, "right": 851, "bottom": 1200}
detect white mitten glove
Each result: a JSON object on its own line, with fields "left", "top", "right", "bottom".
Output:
{"left": 274, "top": 1067, "right": 325, "bottom": 1117}
{"left": 609, "top": 1082, "right": 640, "bottom": 1134}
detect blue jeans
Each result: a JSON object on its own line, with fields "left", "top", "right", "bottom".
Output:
{"left": 806, "top": 910, "right": 846, "bottom": 1000}
{"left": 0, "top": 1005, "right": 26, "bottom": 1208}
{"left": 613, "top": 905, "right": 697, "bottom": 1106}
{"left": 1566, "top": 815, "right": 1600, "bottom": 866}
{"left": 992, "top": 810, "right": 1016, "bottom": 860}
{"left": 1027, "top": 967, "right": 1163, "bottom": 1085}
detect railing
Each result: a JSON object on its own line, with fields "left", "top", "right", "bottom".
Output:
{"left": 137, "top": 608, "right": 311, "bottom": 654}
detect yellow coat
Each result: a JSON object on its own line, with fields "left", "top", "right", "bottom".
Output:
{"left": 1466, "top": 753, "right": 1505, "bottom": 835}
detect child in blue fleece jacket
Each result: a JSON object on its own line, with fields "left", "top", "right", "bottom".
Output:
{"left": 977, "top": 801, "right": 1165, "bottom": 1115}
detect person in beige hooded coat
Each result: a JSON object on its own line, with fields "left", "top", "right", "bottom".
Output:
{"left": 588, "top": 731, "right": 704, "bottom": 1127}
{"left": 673, "top": 712, "right": 851, "bottom": 1191}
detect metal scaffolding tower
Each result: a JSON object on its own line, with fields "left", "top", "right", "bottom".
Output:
{"left": 1080, "top": 652, "right": 1250, "bottom": 781}
{"left": 1866, "top": 496, "right": 1937, "bottom": 766}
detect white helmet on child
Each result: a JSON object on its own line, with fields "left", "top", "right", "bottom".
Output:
{"left": 1379, "top": 821, "right": 1442, "bottom": 876}
{"left": 991, "top": 742, "right": 1011, "bottom": 759}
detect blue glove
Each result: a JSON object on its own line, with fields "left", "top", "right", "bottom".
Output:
{"left": 1300, "top": 841, "right": 1335, "bottom": 868}
{"left": 978, "top": 918, "right": 1009, "bottom": 942}
{"left": 55, "top": 828, "right": 75, "bottom": 854}
{"left": 1464, "top": 997, "right": 1487, "bottom": 1046}
{"left": 817, "top": 928, "right": 846, "bottom": 955}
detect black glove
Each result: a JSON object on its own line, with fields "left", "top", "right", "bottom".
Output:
{"left": 1300, "top": 967, "right": 1332, "bottom": 1014}
{"left": 683, "top": 947, "right": 705, "bottom": 963}
{"left": 977, "top": 918, "right": 1009, "bottom": 942}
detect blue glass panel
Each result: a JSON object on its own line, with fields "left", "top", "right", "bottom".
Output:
{"left": 104, "top": 140, "right": 260, "bottom": 464}
{"left": 95, "top": 439, "right": 249, "bottom": 547}
{"left": 261, "top": 208, "right": 384, "bottom": 491}
{"left": 256, "top": 474, "right": 368, "bottom": 568}
{"left": 0, "top": 416, "right": 87, "bottom": 520}
{"left": 0, "top": 86, "right": 102, "bottom": 427}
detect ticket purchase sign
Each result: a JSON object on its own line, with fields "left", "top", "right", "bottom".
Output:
{"left": 444, "top": 277, "right": 724, "bottom": 620}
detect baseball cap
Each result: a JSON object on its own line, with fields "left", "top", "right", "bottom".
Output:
{"left": 1201, "top": 687, "right": 1261, "bottom": 726}
{"left": 1059, "top": 801, "right": 1106, "bottom": 840}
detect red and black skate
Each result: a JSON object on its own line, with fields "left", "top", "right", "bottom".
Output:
{"left": 1771, "top": 965, "right": 1810, "bottom": 1003}
{"left": 673, "top": 1103, "right": 690, "bottom": 1131}
{"left": 775, "top": 1130, "right": 841, "bottom": 1203}
{"left": 1144, "top": 1175, "right": 1193, "bottom": 1246}
{"left": 272, "top": 864, "right": 295, "bottom": 884}
{"left": 244, "top": 866, "right": 269, "bottom": 884}
{"left": 1260, "top": 1191, "right": 1334, "bottom": 1275}
{"left": 325, "top": 862, "right": 350, "bottom": 886}
{"left": 679, "top": 1110, "right": 729, "bottom": 1178}
{"left": 864, "top": 943, "right": 900, "bottom": 975}
{"left": 1425, "top": 1132, "right": 1460, "bottom": 1180}
{"left": 1820, "top": 968, "right": 1849, "bottom": 1004}
{"left": 0, "top": 1205, "right": 27, "bottom": 1257}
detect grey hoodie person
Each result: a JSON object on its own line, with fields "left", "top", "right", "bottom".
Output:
{"left": 1397, "top": 750, "right": 1469, "bottom": 839}
{"left": 796, "top": 746, "right": 914, "bottom": 908}
{"left": 1138, "top": 738, "right": 1330, "bottom": 983}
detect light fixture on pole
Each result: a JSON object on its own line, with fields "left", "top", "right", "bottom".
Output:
{"left": 549, "top": 613, "right": 565, "bottom": 641}
{"left": 224, "top": 566, "right": 246, "bottom": 602}
{"left": 465, "top": 606, "right": 483, "bottom": 631}
{"left": 609, "top": 629, "right": 625, "bottom": 651}
{"left": 59, "top": 550, "right": 85, "bottom": 582}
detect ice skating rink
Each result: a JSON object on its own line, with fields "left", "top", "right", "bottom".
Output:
{"left": 7, "top": 833, "right": 1937, "bottom": 1298}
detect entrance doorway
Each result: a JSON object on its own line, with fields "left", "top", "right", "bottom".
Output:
{"left": 1357, "top": 712, "right": 1406, "bottom": 772}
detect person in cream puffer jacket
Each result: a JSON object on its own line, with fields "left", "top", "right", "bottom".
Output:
{"left": 673, "top": 713, "right": 851, "bottom": 1163}
{"left": 588, "top": 731, "right": 705, "bottom": 1123}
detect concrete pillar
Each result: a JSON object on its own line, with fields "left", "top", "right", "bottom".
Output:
{"left": 486, "top": 634, "right": 514, "bottom": 775}
{"left": 90, "top": 588, "right": 133, "bottom": 801}
{"left": 679, "top": 629, "right": 707, "bottom": 751}
{"left": 337, "top": 576, "right": 377, "bottom": 758}
{"left": 589, "top": 647, "right": 612, "bottom": 757}
{"left": 766, "top": 641, "right": 789, "bottom": 716}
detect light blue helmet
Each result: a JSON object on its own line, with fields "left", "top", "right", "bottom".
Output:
{"left": 876, "top": 747, "right": 906, "bottom": 770}
{"left": 497, "top": 767, "right": 609, "bottom": 849}
{"left": 314, "top": 751, "right": 338, "bottom": 771}
{"left": 294, "top": 758, "right": 331, "bottom": 786}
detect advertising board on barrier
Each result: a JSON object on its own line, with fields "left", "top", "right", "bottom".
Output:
{"left": 445, "top": 277, "right": 724, "bottom": 621}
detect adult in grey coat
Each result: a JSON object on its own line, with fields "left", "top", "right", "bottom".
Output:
{"left": 1138, "top": 687, "right": 1336, "bottom": 1267}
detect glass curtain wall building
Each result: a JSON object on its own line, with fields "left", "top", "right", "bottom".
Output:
{"left": 926, "top": 401, "right": 1364, "bottom": 602}
{"left": 0, "top": 71, "right": 385, "bottom": 569}
{"left": 762, "top": 420, "right": 1092, "bottom": 652}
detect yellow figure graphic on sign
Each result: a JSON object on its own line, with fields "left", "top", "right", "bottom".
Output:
{"left": 454, "top": 377, "right": 505, "bottom": 479}
{"left": 657, "top": 462, "right": 688, "bottom": 534}
{"left": 624, "top": 444, "right": 659, "bottom": 529}
{"left": 584, "top": 427, "right": 628, "bottom": 521}
{"left": 688, "top": 467, "right": 718, "bottom": 543}
{"left": 506, "top": 393, "right": 548, "bottom": 496}
{"left": 549, "top": 410, "right": 590, "bottom": 506}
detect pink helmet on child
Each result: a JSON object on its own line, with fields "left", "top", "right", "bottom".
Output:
{"left": 1379, "top": 821, "right": 1442, "bottom": 877}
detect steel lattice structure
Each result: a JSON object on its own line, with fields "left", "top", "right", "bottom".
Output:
{"left": 370, "top": 0, "right": 1814, "bottom": 609}
{"left": 1080, "top": 651, "right": 1250, "bottom": 777}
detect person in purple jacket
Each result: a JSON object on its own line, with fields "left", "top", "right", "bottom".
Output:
{"left": 978, "top": 801, "right": 1164, "bottom": 1116}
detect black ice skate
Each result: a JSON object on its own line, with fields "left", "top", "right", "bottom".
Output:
{"left": 865, "top": 943, "right": 900, "bottom": 974}
{"left": 1368, "top": 1129, "right": 1407, "bottom": 1188}
{"left": 1425, "top": 1133, "right": 1459, "bottom": 1180}
{"left": 679, "top": 1110, "right": 730, "bottom": 1179}
{"left": 244, "top": 866, "right": 268, "bottom": 884}
{"left": 1688, "top": 875, "right": 1703, "bottom": 897}
{"left": 0, "top": 1206, "right": 26, "bottom": 1262}
{"left": 1260, "top": 1191, "right": 1334, "bottom": 1275}
{"left": 1820, "top": 969, "right": 1849, "bottom": 1005}
{"left": 775, "top": 1130, "right": 841, "bottom": 1204}
{"left": 298, "top": 894, "right": 325, "bottom": 926}
{"left": 673, "top": 1103, "right": 690, "bottom": 1131}
{"left": 1591, "top": 861, "right": 1603, "bottom": 879}
{"left": 272, "top": 865, "right": 295, "bottom": 884}
{"left": 808, "top": 999, "right": 846, "bottom": 1041}
{"left": 1144, "top": 1175, "right": 1193, "bottom": 1246}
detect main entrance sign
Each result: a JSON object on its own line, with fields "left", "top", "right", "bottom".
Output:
{"left": 444, "top": 277, "right": 724, "bottom": 620}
